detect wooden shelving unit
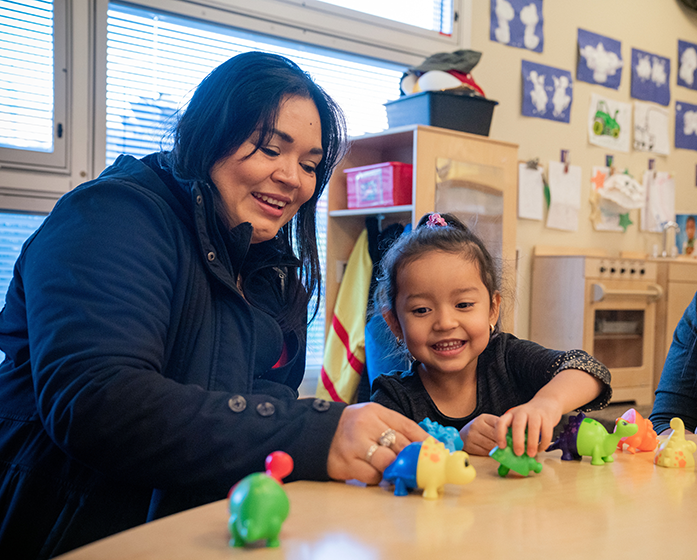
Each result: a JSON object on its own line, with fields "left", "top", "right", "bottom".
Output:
{"left": 324, "top": 124, "right": 519, "bottom": 338}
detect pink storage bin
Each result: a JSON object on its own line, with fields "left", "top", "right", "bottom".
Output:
{"left": 344, "top": 162, "right": 413, "bottom": 209}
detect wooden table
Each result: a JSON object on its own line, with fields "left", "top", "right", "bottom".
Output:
{"left": 56, "top": 436, "right": 697, "bottom": 560}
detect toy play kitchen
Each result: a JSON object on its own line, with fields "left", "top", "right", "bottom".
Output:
{"left": 530, "top": 248, "right": 662, "bottom": 405}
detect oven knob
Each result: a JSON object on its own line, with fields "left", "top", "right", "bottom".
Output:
{"left": 610, "top": 267, "right": 616, "bottom": 273}
{"left": 599, "top": 266, "right": 606, "bottom": 273}
{"left": 620, "top": 267, "right": 626, "bottom": 274}
{"left": 640, "top": 268, "right": 646, "bottom": 275}
{"left": 630, "top": 268, "right": 636, "bottom": 274}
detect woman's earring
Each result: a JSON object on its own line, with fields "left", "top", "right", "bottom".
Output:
{"left": 490, "top": 324, "right": 495, "bottom": 335}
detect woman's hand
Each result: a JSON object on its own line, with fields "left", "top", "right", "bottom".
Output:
{"left": 327, "top": 403, "right": 428, "bottom": 485}
{"left": 495, "top": 397, "right": 563, "bottom": 457}
{"left": 459, "top": 414, "right": 499, "bottom": 456}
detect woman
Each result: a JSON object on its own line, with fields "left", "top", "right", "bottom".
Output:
{"left": 0, "top": 52, "right": 426, "bottom": 559}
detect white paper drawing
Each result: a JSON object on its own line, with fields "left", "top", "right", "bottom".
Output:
{"left": 587, "top": 93, "right": 631, "bottom": 152}
{"left": 590, "top": 166, "right": 622, "bottom": 231}
{"left": 494, "top": 0, "right": 515, "bottom": 44}
{"left": 520, "top": 4, "right": 540, "bottom": 51}
{"left": 517, "top": 162, "right": 544, "bottom": 220}
{"left": 546, "top": 160, "right": 581, "bottom": 231}
{"left": 633, "top": 101, "right": 670, "bottom": 155}
{"left": 580, "top": 42, "right": 623, "bottom": 84}
{"left": 641, "top": 171, "right": 675, "bottom": 232}
{"left": 552, "top": 75, "right": 571, "bottom": 117}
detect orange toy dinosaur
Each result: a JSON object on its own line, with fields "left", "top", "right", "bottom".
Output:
{"left": 616, "top": 408, "right": 658, "bottom": 453}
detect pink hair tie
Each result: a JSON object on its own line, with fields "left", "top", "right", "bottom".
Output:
{"left": 427, "top": 213, "right": 447, "bottom": 228}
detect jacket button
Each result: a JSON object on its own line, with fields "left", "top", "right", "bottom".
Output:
{"left": 207, "top": 251, "right": 216, "bottom": 261}
{"left": 312, "top": 398, "right": 331, "bottom": 412}
{"left": 228, "top": 395, "right": 247, "bottom": 413}
{"left": 256, "top": 402, "right": 275, "bottom": 417}
{"left": 196, "top": 194, "right": 203, "bottom": 205}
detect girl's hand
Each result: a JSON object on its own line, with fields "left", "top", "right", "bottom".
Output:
{"left": 459, "top": 414, "right": 499, "bottom": 456}
{"left": 495, "top": 397, "right": 563, "bottom": 457}
{"left": 327, "top": 403, "right": 429, "bottom": 485}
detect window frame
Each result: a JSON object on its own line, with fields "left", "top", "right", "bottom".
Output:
{"left": 0, "top": 0, "right": 70, "bottom": 172}
{"left": 202, "top": 0, "right": 468, "bottom": 58}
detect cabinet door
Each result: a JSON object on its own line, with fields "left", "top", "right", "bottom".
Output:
{"left": 414, "top": 127, "right": 517, "bottom": 331}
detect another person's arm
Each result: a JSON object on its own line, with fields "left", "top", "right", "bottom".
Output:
{"left": 650, "top": 292, "right": 697, "bottom": 435}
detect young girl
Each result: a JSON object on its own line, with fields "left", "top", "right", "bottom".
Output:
{"left": 371, "top": 212, "right": 612, "bottom": 458}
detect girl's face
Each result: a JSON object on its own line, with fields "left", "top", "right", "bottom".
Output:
{"left": 210, "top": 95, "right": 323, "bottom": 243}
{"left": 385, "top": 250, "right": 500, "bottom": 380}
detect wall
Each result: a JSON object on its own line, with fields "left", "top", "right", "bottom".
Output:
{"left": 466, "top": 0, "right": 697, "bottom": 339}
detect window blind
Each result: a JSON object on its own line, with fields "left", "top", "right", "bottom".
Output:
{"left": 0, "top": 0, "right": 54, "bottom": 152}
{"left": 315, "top": 0, "right": 454, "bottom": 35}
{"left": 106, "top": 2, "right": 405, "bottom": 368}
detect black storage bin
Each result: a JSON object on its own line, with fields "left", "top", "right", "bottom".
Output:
{"left": 385, "top": 90, "right": 498, "bottom": 136}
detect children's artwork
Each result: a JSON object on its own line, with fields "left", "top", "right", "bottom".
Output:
{"left": 587, "top": 93, "right": 631, "bottom": 152}
{"left": 676, "top": 213, "right": 697, "bottom": 257}
{"left": 521, "top": 60, "right": 572, "bottom": 123}
{"left": 631, "top": 48, "right": 670, "bottom": 106}
{"left": 641, "top": 171, "right": 676, "bottom": 233}
{"left": 517, "top": 161, "right": 544, "bottom": 220}
{"left": 546, "top": 160, "right": 580, "bottom": 231}
{"left": 577, "top": 29, "right": 622, "bottom": 89}
{"left": 490, "top": 0, "right": 543, "bottom": 53}
{"left": 675, "top": 101, "right": 697, "bottom": 151}
{"left": 678, "top": 40, "right": 697, "bottom": 91}
{"left": 589, "top": 166, "right": 642, "bottom": 232}
{"left": 633, "top": 101, "right": 670, "bottom": 155}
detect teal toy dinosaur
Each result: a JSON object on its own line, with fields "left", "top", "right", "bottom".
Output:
{"left": 489, "top": 428, "right": 543, "bottom": 477}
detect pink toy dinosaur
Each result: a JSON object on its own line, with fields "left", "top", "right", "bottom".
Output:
{"left": 616, "top": 408, "right": 658, "bottom": 453}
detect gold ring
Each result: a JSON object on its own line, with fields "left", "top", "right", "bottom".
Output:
{"left": 378, "top": 428, "right": 397, "bottom": 447}
{"left": 365, "top": 443, "right": 379, "bottom": 463}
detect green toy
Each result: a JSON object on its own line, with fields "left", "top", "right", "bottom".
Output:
{"left": 547, "top": 413, "right": 638, "bottom": 466}
{"left": 228, "top": 452, "right": 293, "bottom": 548}
{"left": 489, "top": 429, "right": 543, "bottom": 477}
{"left": 592, "top": 100, "right": 620, "bottom": 138}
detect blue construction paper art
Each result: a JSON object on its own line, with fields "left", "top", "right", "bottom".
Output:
{"left": 631, "top": 48, "right": 670, "bottom": 106}
{"left": 490, "top": 0, "right": 543, "bottom": 53}
{"left": 675, "top": 101, "right": 697, "bottom": 151}
{"left": 577, "top": 29, "right": 622, "bottom": 89}
{"left": 521, "top": 60, "right": 572, "bottom": 123}
{"left": 678, "top": 40, "right": 697, "bottom": 91}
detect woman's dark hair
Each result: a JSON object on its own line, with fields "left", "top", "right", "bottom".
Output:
{"left": 374, "top": 212, "right": 500, "bottom": 320}
{"left": 169, "top": 51, "right": 347, "bottom": 326}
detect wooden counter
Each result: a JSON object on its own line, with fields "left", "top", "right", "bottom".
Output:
{"left": 56, "top": 435, "right": 697, "bottom": 560}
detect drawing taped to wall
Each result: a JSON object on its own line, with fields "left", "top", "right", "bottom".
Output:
{"left": 587, "top": 93, "right": 630, "bottom": 152}
{"left": 678, "top": 40, "right": 697, "bottom": 91}
{"left": 675, "top": 101, "right": 697, "bottom": 151}
{"left": 577, "top": 29, "right": 623, "bottom": 89}
{"left": 631, "top": 48, "right": 671, "bottom": 106}
{"left": 490, "top": 0, "right": 543, "bottom": 53}
{"left": 641, "top": 171, "right": 676, "bottom": 233}
{"left": 521, "top": 60, "right": 572, "bottom": 123}
{"left": 633, "top": 101, "right": 670, "bottom": 155}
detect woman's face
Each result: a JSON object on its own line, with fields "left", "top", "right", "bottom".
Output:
{"left": 210, "top": 95, "right": 323, "bottom": 243}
